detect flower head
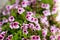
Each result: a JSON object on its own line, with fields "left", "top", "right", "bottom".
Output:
{"left": 41, "top": 3, "right": 50, "bottom": 9}
{"left": 43, "top": 10, "right": 51, "bottom": 16}
{"left": 30, "top": 35, "right": 40, "bottom": 40}
{"left": 18, "top": 8, "right": 25, "bottom": 14}
{"left": 6, "top": 35, "right": 13, "bottom": 40}
{"left": 8, "top": 16, "right": 15, "bottom": 22}
{"left": 10, "top": 22, "right": 19, "bottom": 29}
{"left": 2, "top": 18, "right": 8, "bottom": 23}
{"left": 42, "top": 28, "right": 48, "bottom": 37}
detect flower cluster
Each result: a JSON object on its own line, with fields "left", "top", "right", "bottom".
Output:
{"left": 0, "top": 0, "right": 60, "bottom": 40}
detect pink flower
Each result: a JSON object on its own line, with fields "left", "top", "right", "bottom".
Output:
{"left": 43, "top": 10, "right": 51, "bottom": 16}
{"left": 0, "top": 31, "right": 7, "bottom": 40}
{"left": 2, "top": 18, "right": 8, "bottom": 23}
{"left": 26, "top": 15, "right": 32, "bottom": 21}
{"left": 35, "top": 24, "right": 41, "bottom": 30}
{"left": 53, "top": 0, "right": 57, "bottom": 3}
{"left": 28, "top": 23, "right": 35, "bottom": 30}
{"left": 40, "top": 16, "right": 49, "bottom": 26}
{"left": 23, "top": 29, "right": 28, "bottom": 34}
{"left": 6, "top": 35, "right": 13, "bottom": 40}
{"left": 8, "top": 16, "right": 15, "bottom": 22}
{"left": 41, "top": 3, "right": 50, "bottom": 9}
{"left": 50, "top": 35, "right": 56, "bottom": 40}
{"left": 58, "top": 36, "right": 60, "bottom": 40}
{"left": 6, "top": 5, "right": 13, "bottom": 11}
{"left": 41, "top": 3, "right": 46, "bottom": 8}
{"left": 30, "top": 35, "right": 41, "bottom": 40}
{"left": 45, "top": 4, "right": 50, "bottom": 9}
{"left": 2, "top": 10, "right": 10, "bottom": 15}
{"left": 30, "top": 17, "right": 35, "bottom": 22}
{"left": 42, "top": 28, "right": 48, "bottom": 37}
{"left": 33, "top": 18, "right": 38, "bottom": 24}
{"left": 21, "top": 23, "right": 29, "bottom": 29}
{"left": 51, "top": 6, "right": 57, "bottom": 14}
{"left": 27, "top": 12, "right": 33, "bottom": 16}
{"left": 56, "top": 28, "right": 60, "bottom": 33}
{"left": 21, "top": 1, "right": 28, "bottom": 7}
{"left": 18, "top": 8, "right": 25, "bottom": 14}
{"left": 10, "top": 22, "right": 19, "bottom": 29}
{"left": 50, "top": 25, "right": 57, "bottom": 35}
{"left": 15, "top": 5, "right": 21, "bottom": 9}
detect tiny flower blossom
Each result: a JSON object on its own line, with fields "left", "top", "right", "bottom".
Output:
{"left": 53, "top": 0, "right": 57, "bottom": 3}
{"left": 51, "top": 6, "right": 57, "bottom": 14}
{"left": 30, "top": 35, "right": 41, "bottom": 40}
{"left": 10, "top": 22, "right": 19, "bottom": 29}
{"left": 40, "top": 16, "right": 49, "bottom": 26}
{"left": 41, "top": 3, "right": 50, "bottom": 9}
{"left": 21, "top": 1, "right": 28, "bottom": 7}
{"left": 2, "top": 10, "right": 10, "bottom": 15}
{"left": 50, "top": 35, "right": 56, "bottom": 40}
{"left": 18, "top": 8, "right": 25, "bottom": 14}
{"left": 6, "top": 35, "right": 13, "bottom": 40}
{"left": 8, "top": 16, "right": 15, "bottom": 22}
{"left": 56, "top": 28, "right": 60, "bottom": 33}
{"left": 33, "top": 18, "right": 38, "bottom": 24}
{"left": 58, "top": 36, "right": 60, "bottom": 40}
{"left": 35, "top": 24, "right": 41, "bottom": 30}
{"left": 45, "top": 4, "right": 50, "bottom": 9}
{"left": 41, "top": 3, "right": 46, "bottom": 8}
{"left": 15, "top": 5, "right": 21, "bottom": 9}
{"left": 50, "top": 25, "right": 57, "bottom": 35}
{"left": 23, "top": 29, "right": 28, "bottom": 34}
{"left": 2, "top": 18, "right": 8, "bottom": 23}
{"left": 28, "top": 23, "right": 35, "bottom": 30}
{"left": 42, "top": 28, "right": 48, "bottom": 37}
{"left": 6, "top": 5, "right": 13, "bottom": 11}
{"left": 0, "top": 31, "right": 7, "bottom": 40}
{"left": 27, "top": 12, "right": 33, "bottom": 16}
{"left": 43, "top": 10, "right": 51, "bottom": 16}
{"left": 21, "top": 23, "right": 29, "bottom": 29}
{"left": 26, "top": 15, "right": 32, "bottom": 21}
